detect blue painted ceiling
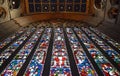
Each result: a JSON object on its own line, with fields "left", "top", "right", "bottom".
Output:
{"left": 28, "top": 0, "right": 86, "bottom": 13}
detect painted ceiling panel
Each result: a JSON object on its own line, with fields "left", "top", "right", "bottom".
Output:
{"left": 51, "top": 0, "right": 57, "bottom": 3}
{"left": 42, "top": 0, "right": 49, "bottom": 3}
{"left": 66, "top": 0, "right": 73, "bottom": 2}
{"left": 81, "top": 4, "right": 86, "bottom": 12}
{"left": 35, "top": 4, "right": 41, "bottom": 12}
{"left": 59, "top": 0, "right": 65, "bottom": 3}
{"left": 51, "top": 4, "right": 57, "bottom": 12}
{"left": 29, "top": 0, "right": 33, "bottom": 3}
{"left": 74, "top": 0, "right": 80, "bottom": 2}
{"left": 66, "top": 4, "right": 73, "bottom": 12}
{"left": 42, "top": 4, "right": 49, "bottom": 12}
{"left": 82, "top": 0, "right": 86, "bottom": 3}
{"left": 28, "top": 0, "right": 87, "bottom": 13}
{"left": 59, "top": 4, "right": 65, "bottom": 11}
{"left": 74, "top": 4, "right": 81, "bottom": 12}
{"left": 29, "top": 4, "right": 34, "bottom": 12}
{"left": 35, "top": 0, "right": 41, "bottom": 3}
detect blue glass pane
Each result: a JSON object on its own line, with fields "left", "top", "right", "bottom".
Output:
{"left": 29, "top": 4, "right": 34, "bottom": 12}
{"left": 35, "top": 4, "right": 41, "bottom": 12}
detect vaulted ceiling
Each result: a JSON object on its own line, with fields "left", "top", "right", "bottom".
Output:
{"left": 0, "top": 0, "right": 119, "bottom": 26}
